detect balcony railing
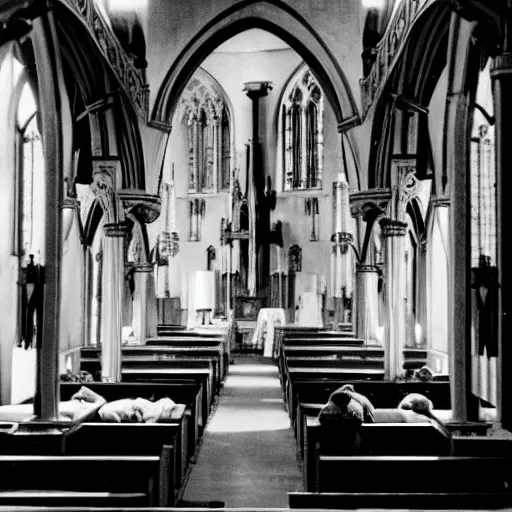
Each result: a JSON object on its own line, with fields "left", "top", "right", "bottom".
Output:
{"left": 59, "top": 0, "right": 149, "bottom": 121}
{"left": 360, "top": 0, "right": 435, "bottom": 118}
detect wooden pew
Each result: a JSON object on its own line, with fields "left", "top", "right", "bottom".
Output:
{"left": 278, "top": 346, "right": 384, "bottom": 388}
{"left": 303, "top": 419, "right": 451, "bottom": 491}
{"left": 145, "top": 337, "right": 229, "bottom": 377}
{"left": 316, "top": 455, "right": 512, "bottom": 493}
{"left": 453, "top": 436, "right": 512, "bottom": 456}
{"left": 288, "top": 491, "right": 512, "bottom": 509}
{"left": 63, "top": 423, "right": 184, "bottom": 501}
{"left": 289, "top": 379, "right": 451, "bottom": 438}
{"left": 60, "top": 382, "right": 203, "bottom": 460}
{"left": 0, "top": 453, "right": 174, "bottom": 507}
{"left": 121, "top": 368, "right": 212, "bottom": 423}
{"left": 80, "top": 352, "right": 219, "bottom": 397}
{"left": 81, "top": 345, "right": 226, "bottom": 383}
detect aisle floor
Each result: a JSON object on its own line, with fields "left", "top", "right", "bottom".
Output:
{"left": 181, "top": 355, "right": 303, "bottom": 507}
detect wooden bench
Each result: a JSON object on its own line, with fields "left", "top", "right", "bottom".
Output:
{"left": 80, "top": 354, "right": 219, "bottom": 399}
{"left": 63, "top": 423, "right": 184, "bottom": 501}
{"left": 81, "top": 345, "right": 226, "bottom": 383}
{"left": 316, "top": 455, "right": 512, "bottom": 493}
{"left": 288, "top": 491, "right": 512, "bottom": 509}
{"left": 121, "top": 368, "right": 213, "bottom": 423}
{"left": 303, "top": 420, "right": 451, "bottom": 491}
{"left": 289, "top": 379, "right": 451, "bottom": 435}
{"left": 453, "top": 436, "right": 512, "bottom": 456}
{"left": 0, "top": 454, "right": 174, "bottom": 507}
{"left": 60, "top": 381, "right": 203, "bottom": 459}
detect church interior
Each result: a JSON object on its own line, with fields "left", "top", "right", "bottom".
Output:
{"left": 0, "top": 0, "right": 511, "bottom": 510}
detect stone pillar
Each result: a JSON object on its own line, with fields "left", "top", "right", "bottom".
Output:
{"left": 355, "top": 264, "right": 380, "bottom": 344}
{"left": 132, "top": 264, "right": 152, "bottom": 344}
{"left": 101, "top": 222, "right": 129, "bottom": 381}
{"left": 380, "top": 218, "right": 408, "bottom": 380}
{"left": 491, "top": 51, "right": 512, "bottom": 429}
{"left": 243, "top": 81, "right": 272, "bottom": 296}
{"left": 31, "top": 12, "right": 66, "bottom": 420}
{"left": 444, "top": 14, "right": 477, "bottom": 422}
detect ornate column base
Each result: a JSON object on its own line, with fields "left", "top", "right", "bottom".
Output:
{"left": 355, "top": 264, "right": 380, "bottom": 345}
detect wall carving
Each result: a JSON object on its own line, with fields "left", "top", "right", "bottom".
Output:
{"left": 360, "top": 0, "right": 435, "bottom": 117}
{"left": 59, "top": 0, "right": 149, "bottom": 120}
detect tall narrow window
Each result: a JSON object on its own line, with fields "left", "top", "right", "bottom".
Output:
{"left": 189, "top": 198, "right": 205, "bottom": 241}
{"left": 181, "top": 70, "right": 232, "bottom": 194}
{"left": 282, "top": 67, "right": 324, "bottom": 191}
{"left": 17, "top": 81, "right": 44, "bottom": 260}
{"left": 469, "top": 60, "right": 498, "bottom": 410}
{"left": 305, "top": 197, "right": 320, "bottom": 241}
{"left": 15, "top": 77, "right": 45, "bottom": 350}
{"left": 221, "top": 108, "right": 231, "bottom": 190}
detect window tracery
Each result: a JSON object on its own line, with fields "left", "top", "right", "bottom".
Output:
{"left": 282, "top": 68, "right": 324, "bottom": 191}
{"left": 181, "top": 76, "right": 232, "bottom": 194}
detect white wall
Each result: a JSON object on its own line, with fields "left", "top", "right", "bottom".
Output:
{"left": 152, "top": 46, "right": 346, "bottom": 314}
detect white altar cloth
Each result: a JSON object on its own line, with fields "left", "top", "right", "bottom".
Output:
{"left": 250, "top": 308, "right": 287, "bottom": 357}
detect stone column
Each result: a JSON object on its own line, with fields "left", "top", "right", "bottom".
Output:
{"left": 380, "top": 218, "right": 408, "bottom": 380}
{"left": 355, "top": 264, "right": 380, "bottom": 344}
{"left": 101, "top": 222, "right": 129, "bottom": 381}
{"left": 492, "top": 51, "right": 512, "bottom": 429}
{"left": 132, "top": 264, "right": 152, "bottom": 344}
{"left": 444, "top": 14, "right": 477, "bottom": 422}
{"left": 92, "top": 159, "right": 125, "bottom": 382}
{"left": 32, "top": 12, "right": 67, "bottom": 420}
{"left": 243, "top": 81, "right": 272, "bottom": 296}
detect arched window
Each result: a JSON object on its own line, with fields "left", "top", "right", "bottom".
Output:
{"left": 16, "top": 80, "right": 44, "bottom": 261}
{"left": 182, "top": 71, "right": 232, "bottom": 194}
{"left": 282, "top": 68, "right": 324, "bottom": 191}
{"left": 13, "top": 70, "right": 45, "bottom": 351}
{"left": 221, "top": 107, "right": 231, "bottom": 190}
{"left": 469, "top": 59, "right": 498, "bottom": 409}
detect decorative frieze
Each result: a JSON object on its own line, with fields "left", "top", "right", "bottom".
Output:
{"left": 118, "top": 190, "right": 161, "bottom": 224}
{"left": 360, "top": 0, "right": 435, "bottom": 117}
{"left": 379, "top": 217, "right": 408, "bottom": 237}
{"left": 350, "top": 188, "right": 392, "bottom": 218}
{"left": 103, "top": 222, "right": 130, "bottom": 238}
{"left": 59, "top": 0, "right": 149, "bottom": 120}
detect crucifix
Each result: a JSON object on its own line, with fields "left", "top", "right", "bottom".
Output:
{"left": 243, "top": 81, "right": 273, "bottom": 297}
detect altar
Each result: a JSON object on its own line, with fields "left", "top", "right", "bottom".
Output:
{"left": 250, "top": 308, "right": 287, "bottom": 358}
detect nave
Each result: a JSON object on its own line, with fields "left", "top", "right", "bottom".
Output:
{"left": 2, "top": 0, "right": 512, "bottom": 510}
{"left": 181, "top": 355, "right": 302, "bottom": 508}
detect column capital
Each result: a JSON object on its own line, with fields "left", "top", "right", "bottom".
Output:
{"left": 431, "top": 196, "right": 450, "bottom": 208}
{"left": 118, "top": 190, "right": 161, "bottom": 224}
{"left": 350, "top": 188, "right": 392, "bottom": 218}
{"left": 491, "top": 53, "right": 512, "bottom": 78}
{"left": 104, "top": 222, "right": 130, "bottom": 238}
{"left": 133, "top": 262, "right": 153, "bottom": 273}
{"left": 379, "top": 217, "right": 408, "bottom": 237}
{"left": 356, "top": 264, "right": 379, "bottom": 273}
{"left": 243, "top": 81, "right": 273, "bottom": 99}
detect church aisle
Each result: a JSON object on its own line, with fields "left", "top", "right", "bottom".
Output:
{"left": 180, "top": 355, "right": 303, "bottom": 507}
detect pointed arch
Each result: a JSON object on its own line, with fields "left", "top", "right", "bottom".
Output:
{"left": 151, "top": 0, "right": 360, "bottom": 130}
{"left": 367, "top": 2, "right": 452, "bottom": 189}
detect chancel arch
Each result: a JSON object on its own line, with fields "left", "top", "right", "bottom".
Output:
{"left": 150, "top": 0, "right": 361, "bottom": 138}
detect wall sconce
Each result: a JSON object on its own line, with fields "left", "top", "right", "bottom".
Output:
{"left": 375, "top": 325, "right": 385, "bottom": 345}
{"left": 415, "top": 323, "right": 423, "bottom": 347}
{"left": 194, "top": 270, "right": 215, "bottom": 325}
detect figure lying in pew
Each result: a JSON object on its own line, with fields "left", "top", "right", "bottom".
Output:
{"left": 0, "top": 386, "right": 185, "bottom": 424}
{"left": 72, "top": 386, "right": 186, "bottom": 423}
{"left": 317, "top": 387, "right": 370, "bottom": 454}
{"left": 398, "top": 392, "right": 454, "bottom": 452}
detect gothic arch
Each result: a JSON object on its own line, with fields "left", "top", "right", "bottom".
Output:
{"left": 367, "top": 2, "right": 452, "bottom": 189}
{"left": 151, "top": 0, "right": 360, "bottom": 131}
{"left": 54, "top": 2, "right": 146, "bottom": 190}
